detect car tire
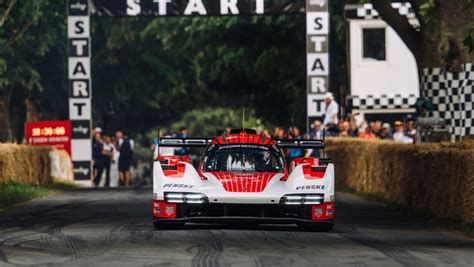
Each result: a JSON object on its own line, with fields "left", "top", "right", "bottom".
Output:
{"left": 153, "top": 221, "right": 185, "bottom": 230}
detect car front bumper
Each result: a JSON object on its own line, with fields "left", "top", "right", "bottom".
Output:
{"left": 152, "top": 201, "right": 335, "bottom": 224}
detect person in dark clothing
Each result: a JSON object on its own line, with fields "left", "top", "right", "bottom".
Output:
{"left": 288, "top": 127, "right": 303, "bottom": 160}
{"left": 92, "top": 131, "right": 104, "bottom": 187}
{"left": 116, "top": 130, "right": 133, "bottom": 187}
{"left": 176, "top": 127, "right": 189, "bottom": 156}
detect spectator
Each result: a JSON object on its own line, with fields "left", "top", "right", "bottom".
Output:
{"left": 110, "top": 136, "right": 120, "bottom": 187}
{"left": 379, "top": 123, "right": 393, "bottom": 140}
{"left": 338, "top": 121, "right": 350, "bottom": 137}
{"left": 393, "top": 121, "right": 414, "bottom": 143}
{"left": 309, "top": 120, "right": 324, "bottom": 139}
{"left": 358, "top": 126, "right": 376, "bottom": 139}
{"left": 116, "top": 130, "right": 133, "bottom": 187}
{"left": 272, "top": 127, "right": 280, "bottom": 139}
{"left": 347, "top": 115, "right": 358, "bottom": 137}
{"left": 92, "top": 127, "right": 102, "bottom": 137}
{"left": 323, "top": 92, "right": 339, "bottom": 128}
{"left": 272, "top": 127, "right": 285, "bottom": 139}
{"left": 101, "top": 135, "right": 115, "bottom": 187}
{"left": 308, "top": 120, "right": 324, "bottom": 157}
{"left": 92, "top": 130, "right": 104, "bottom": 187}
{"left": 176, "top": 127, "right": 189, "bottom": 156}
{"left": 288, "top": 127, "right": 303, "bottom": 160}
{"left": 150, "top": 130, "right": 161, "bottom": 159}
{"left": 262, "top": 128, "right": 271, "bottom": 138}
{"left": 371, "top": 121, "right": 382, "bottom": 138}
{"left": 406, "top": 116, "right": 417, "bottom": 142}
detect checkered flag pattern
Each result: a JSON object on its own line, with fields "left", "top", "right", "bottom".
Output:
{"left": 345, "top": 2, "right": 420, "bottom": 29}
{"left": 347, "top": 94, "right": 418, "bottom": 111}
{"left": 422, "top": 64, "right": 474, "bottom": 140}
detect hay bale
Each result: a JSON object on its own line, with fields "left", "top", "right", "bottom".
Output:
{"left": 326, "top": 138, "right": 474, "bottom": 224}
{"left": 0, "top": 144, "right": 53, "bottom": 186}
{"left": 49, "top": 149, "right": 74, "bottom": 182}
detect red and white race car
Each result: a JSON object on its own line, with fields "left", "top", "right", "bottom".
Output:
{"left": 152, "top": 129, "right": 335, "bottom": 231}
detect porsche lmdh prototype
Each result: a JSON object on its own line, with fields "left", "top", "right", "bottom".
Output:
{"left": 152, "top": 129, "right": 335, "bottom": 230}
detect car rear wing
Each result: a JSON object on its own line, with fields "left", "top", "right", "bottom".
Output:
{"left": 275, "top": 139, "right": 325, "bottom": 149}
{"left": 159, "top": 138, "right": 213, "bottom": 148}
{"left": 159, "top": 138, "right": 325, "bottom": 149}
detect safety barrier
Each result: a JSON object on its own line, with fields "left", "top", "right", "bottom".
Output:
{"left": 0, "top": 144, "right": 73, "bottom": 185}
{"left": 326, "top": 138, "right": 474, "bottom": 224}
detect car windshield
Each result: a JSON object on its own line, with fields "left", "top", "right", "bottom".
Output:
{"left": 203, "top": 145, "right": 284, "bottom": 173}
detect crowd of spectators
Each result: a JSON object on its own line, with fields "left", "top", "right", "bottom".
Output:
{"left": 89, "top": 91, "right": 417, "bottom": 188}
{"left": 308, "top": 92, "right": 416, "bottom": 143}
{"left": 92, "top": 128, "right": 134, "bottom": 188}
{"left": 158, "top": 94, "right": 417, "bottom": 160}
{"left": 311, "top": 115, "right": 417, "bottom": 144}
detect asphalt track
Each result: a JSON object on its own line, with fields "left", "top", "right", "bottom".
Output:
{"left": 0, "top": 188, "right": 472, "bottom": 267}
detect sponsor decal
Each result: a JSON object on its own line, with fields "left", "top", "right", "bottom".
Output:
{"left": 314, "top": 208, "right": 323, "bottom": 218}
{"left": 165, "top": 206, "right": 175, "bottom": 216}
{"left": 74, "top": 166, "right": 90, "bottom": 176}
{"left": 326, "top": 210, "right": 333, "bottom": 216}
{"left": 72, "top": 161, "right": 91, "bottom": 180}
{"left": 71, "top": 1, "right": 87, "bottom": 11}
{"left": 73, "top": 125, "right": 89, "bottom": 134}
{"left": 310, "top": 0, "right": 326, "bottom": 8}
{"left": 154, "top": 208, "right": 161, "bottom": 215}
{"left": 296, "top": 185, "right": 325, "bottom": 190}
{"left": 163, "top": 183, "right": 194, "bottom": 189}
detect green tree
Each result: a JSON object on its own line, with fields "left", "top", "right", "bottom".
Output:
{"left": 0, "top": 0, "right": 67, "bottom": 142}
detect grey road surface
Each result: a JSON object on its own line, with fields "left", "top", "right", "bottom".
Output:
{"left": 0, "top": 188, "right": 472, "bottom": 267}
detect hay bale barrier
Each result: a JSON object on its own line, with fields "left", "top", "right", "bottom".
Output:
{"left": 0, "top": 144, "right": 53, "bottom": 186}
{"left": 326, "top": 138, "right": 474, "bottom": 224}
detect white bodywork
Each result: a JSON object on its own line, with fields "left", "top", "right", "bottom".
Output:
{"left": 153, "top": 161, "right": 335, "bottom": 204}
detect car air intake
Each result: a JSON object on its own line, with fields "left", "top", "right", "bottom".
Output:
{"left": 162, "top": 165, "right": 178, "bottom": 171}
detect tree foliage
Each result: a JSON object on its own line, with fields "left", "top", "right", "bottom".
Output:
{"left": 0, "top": 0, "right": 349, "bottom": 141}
{"left": 92, "top": 15, "right": 308, "bottom": 134}
{"left": 0, "top": 0, "right": 67, "bottom": 141}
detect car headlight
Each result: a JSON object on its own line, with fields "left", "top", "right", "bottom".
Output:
{"left": 164, "top": 192, "right": 208, "bottom": 204}
{"left": 280, "top": 194, "right": 324, "bottom": 205}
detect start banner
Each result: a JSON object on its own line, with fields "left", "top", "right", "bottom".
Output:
{"left": 25, "top": 121, "right": 72, "bottom": 156}
{"left": 90, "top": 0, "right": 305, "bottom": 16}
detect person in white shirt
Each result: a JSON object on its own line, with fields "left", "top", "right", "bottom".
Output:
{"left": 101, "top": 135, "right": 115, "bottom": 187}
{"left": 393, "top": 121, "right": 414, "bottom": 144}
{"left": 323, "top": 92, "right": 339, "bottom": 127}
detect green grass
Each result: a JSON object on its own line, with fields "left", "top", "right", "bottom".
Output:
{"left": 0, "top": 181, "right": 79, "bottom": 211}
{"left": 338, "top": 186, "right": 474, "bottom": 238}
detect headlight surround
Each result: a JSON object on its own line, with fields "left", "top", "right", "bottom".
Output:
{"left": 164, "top": 192, "right": 208, "bottom": 204}
{"left": 280, "top": 194, "right": 325, "bottom": 205}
